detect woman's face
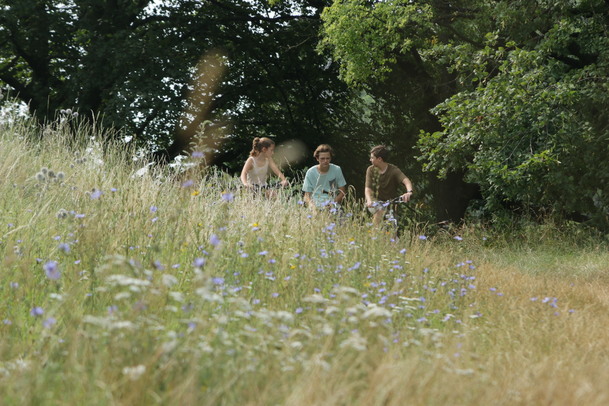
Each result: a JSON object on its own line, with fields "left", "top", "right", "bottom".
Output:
{"left": 263, "top": 145, "right": 275, "bottom": 157}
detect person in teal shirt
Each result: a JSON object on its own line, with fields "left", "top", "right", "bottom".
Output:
{"left": 303, "top": 144, "right": 347, "bottom": 209}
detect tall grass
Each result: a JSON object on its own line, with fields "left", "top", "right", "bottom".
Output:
{"left": 1, "top": 117, "right": 609, "bottom": 405}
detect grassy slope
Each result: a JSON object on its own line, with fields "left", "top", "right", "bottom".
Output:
{"left": 1, "top": 118, "right": 608, "bottom": 405}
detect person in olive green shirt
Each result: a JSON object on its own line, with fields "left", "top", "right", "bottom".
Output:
{"left": 365, "top": 145, "right": 413, "bottom": 225}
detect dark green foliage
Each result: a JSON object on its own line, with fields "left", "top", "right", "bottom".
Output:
{"left": 319, "top": 0, "right": 609, "bottom": 229}
{"left": 0, "top": 0, "right": 363, "bottom": 165}
{"left": 3, "top": 0, "right": 608, "bottom": 228}
{"left": 418, "top": 0, "right": 609, "bottom": 228}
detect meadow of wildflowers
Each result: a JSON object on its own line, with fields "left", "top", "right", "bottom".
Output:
{"left": 1, "top": 117, "right": 609, "bottom": 405}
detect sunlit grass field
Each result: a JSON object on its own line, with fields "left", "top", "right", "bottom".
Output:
{"left": 1, "top": 117, "right": 609, "bottom": 405}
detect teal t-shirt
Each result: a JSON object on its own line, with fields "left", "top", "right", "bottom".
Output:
{"left": 303, "top": 164, "right": 347, "bottom": 207}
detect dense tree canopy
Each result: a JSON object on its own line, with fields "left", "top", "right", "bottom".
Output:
{"left": 0, "top": 0, "right": 371, "bottom": 173}
{"left": 2, "top": 0, "right": 608, "bottom": 227}
{"left": 319, "top": 0, "right": 488, "bottom": 219}
{"left": 418, "top": 1, "right": 609, "bottom": 227}
{"left": 320, "top": 0, "right": 609, "bottom": 228}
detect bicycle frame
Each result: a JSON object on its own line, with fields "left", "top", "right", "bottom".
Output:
{"left": 367, "top": 196, "right": 404, "bottom": 215}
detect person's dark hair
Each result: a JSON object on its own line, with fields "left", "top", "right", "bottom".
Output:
{"left": 370, "top": 145, "right": 389, "bottom": 161}
{"left": 250, "top": 137, "right": 275, "bottom": 157}
{"left": 314, "top": 144, "right": 334, "bottom": 159}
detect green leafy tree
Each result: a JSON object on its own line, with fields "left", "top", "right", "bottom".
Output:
{"left": 0, "top": 0, "right": 365, "bottom": 171}
{"left": 320, "top": 0, "right": 609, "bottom": 227}
{"left": 418, "top": 0, "right": 609, "bottom": 228}
{"left": 319, "top": 0, "right": 485, "bottom": 220}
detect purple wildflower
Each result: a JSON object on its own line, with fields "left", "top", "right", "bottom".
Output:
{"left": 43, "top": 317, "right": 57, "bottom": 328}
{"left": 90, "top": 189, "right": 103, "bottom": 200}
{"left": 348, "top": 262, "right": 361, "bottom": 271}
{"left": 221, "top": 192, "right": 234, "bottom": 202}
{"left": 44, "top": 260, "right": 61, "bottom": 280}
{"left": 209, "top": 234, "right": 221, "bottom": 247}
{"left": 30, "top": 307, "right": 44, "bottom": 317}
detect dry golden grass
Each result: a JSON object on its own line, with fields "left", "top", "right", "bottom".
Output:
{"left": 274, "top": 260, "right": 609, "bottom": 406}
{"left": 2, "top": 117, "right": 609, "bottom": 405}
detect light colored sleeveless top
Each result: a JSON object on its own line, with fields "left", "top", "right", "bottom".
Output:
{"left": 247, "top": 157, "right": 269, "bottom": 185}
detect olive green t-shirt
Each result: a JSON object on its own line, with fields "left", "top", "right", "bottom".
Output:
{"left": 365, "top": 164, "right": 407, "bottom": 201}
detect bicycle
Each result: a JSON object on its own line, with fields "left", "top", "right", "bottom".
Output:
{"left": 367, "top": 196, "right": 419, "bottom": 235}
{"left": 243, "top": 179, "right": 293, "bottom": 199}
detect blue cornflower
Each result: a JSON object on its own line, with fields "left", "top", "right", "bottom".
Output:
{"left": 193, "top": 257, "right": 206, "bottom": 268}
{"left": 221, "top": 191, "right": 234, "bottom": 202}
{"left": 90, "top": 189, "right": 103, "bottom": 199}
{"left": 58, "top": 242, "right": 70, "bottom": 253}
{"left": 182, "top": 180, "right": 194, "bottom": 188}
{"left": 150, "top": 205, "right": 158, "bottom": 213}
{"left": 30, "top": 307, "right": 44, "bottom": 317}
{"left": 210, "top": 234, "right": 221, "bottom": 247}
{"left": 348, "top": 262, "right": 361, "bottom": 271}
{"left": 418, "top": 235, "right": 427, "bottom": 240}
{"left": 43, "top": 317, "right": 57, "bottom": 328}
{"left": 44, "top": 260, "right": 61, "bottom": 280}
{"left": 212, "top": 277, "right": 225, "bottom": 285}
